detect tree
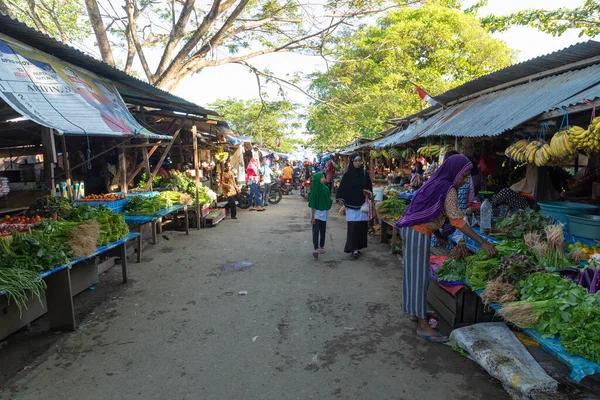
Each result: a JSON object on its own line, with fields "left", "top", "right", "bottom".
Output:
{"left": 210, "top": 98, "right": 302, "bottom": 153}
{"left": 306, "top": 5, "right": 513, "bottom": 151}
{"left": 0, "top": 0, "right": 429, "bottom": 91}
{"left": 481, "top": 0, "right": 600, "bottom": 38}
{"left": 0, "top": 0, "right": 90, "bottom": 42}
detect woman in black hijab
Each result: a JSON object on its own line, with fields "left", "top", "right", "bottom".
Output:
{"left": 336, "top": 154, "right": 373, "bottom": 258}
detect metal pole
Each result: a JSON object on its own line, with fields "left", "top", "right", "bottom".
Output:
{"left": 192, "top": 125, "right": 201, "bottom": 229}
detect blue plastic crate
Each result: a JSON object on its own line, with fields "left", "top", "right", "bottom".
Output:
{"left": 74, "top": 197, "right": 129, "bottom": 214}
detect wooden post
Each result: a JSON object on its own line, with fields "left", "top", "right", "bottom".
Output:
{"left": 142, "top": 139, "right": 152, "bottom": 190}
{"left": 145, "top": 128, "right": 182, "bottom": 191}
{"left": 126, "top": 142, "right": 162, "bottom": 185}
{"left": 118, "top": 145, "right": 128, "bottom": 194}
{"left": 60, "top": 135, "right": 74, "bottom": 200}
{"left": 192, "top": 125, "right": 201, "bottom": 229}
{"left": 41, "top": 128, "right": 56, "bottom": 192}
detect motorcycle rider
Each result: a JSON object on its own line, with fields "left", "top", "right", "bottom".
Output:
{"left": 221, "top": 161, "right": 240, "bottom": 219}
{"left": 260, "top": 158, "right": 273, "bottom": 206}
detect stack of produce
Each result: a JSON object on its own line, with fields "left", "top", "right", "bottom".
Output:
{"left": 0, "top": 229, "right": 72, "bottom": 311}
{"left": 389, "top": 148, "right": 415, "bottom": 160}
{"left": 25, "top": 195, "right": 73, "bottom": 218}
{"left": 549, "top": 129, "right": 576, "bottom": 158}
{"left": 80, "top": 193, "right": 127, "bottom": 201}
{"left": 435, "top": 258, "right": 467, "bottom": 282}
{"left": 375, "top": 198, "right": 408, "bottom": 220}
{"left": 66, "top": 205, "right": 128, "bottom": 245}
{"left": 125, "top": 195, "right": 171, "bottom": 215}
{"left": 494, "top": 209, "right": 549, "bottom": 239}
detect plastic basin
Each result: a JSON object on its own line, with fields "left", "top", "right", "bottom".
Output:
{"left": 538, "top": 201, "right": 598, "bottom": 225}
{"left": 567, "top": 214, "right": 600, "bottom": 240}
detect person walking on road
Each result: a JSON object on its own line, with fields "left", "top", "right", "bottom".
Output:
{"left": 260, "top": 158, "right": 273, "bottom": 207}
{"left": 221, "top": 162, "right": 239, "bottom": 219}
{"left": 246, "top": 157, "right": 264, "bottom": 211}
{"left": 309, "top": 172, "right": 333, "bottom": 259}
{"left": 396, "top": 154, "right": 497, "bottom": 344}
{"left": 335, "top": 153, "right": 373, "bottom": 259}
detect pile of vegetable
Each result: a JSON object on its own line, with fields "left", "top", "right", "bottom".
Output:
{"left": 66, "top": 205, "right": 129, "bottom": 245}
{"left": 376, "top": 198, "right": 408, "bottom": 220}
{"left": 495, "top": 209, "right": 549, "bottom": 238}
{"left": 25, "top": 195, "right": 73, "bottom": 218}
{"left": 435, "top": 258, "right": 467, "bottom": 282}
{"left": 125, "top": 195, "right": 169, "bottom": 215}
{"left": 80, "top": 193, "right": 127, "bottom": 201}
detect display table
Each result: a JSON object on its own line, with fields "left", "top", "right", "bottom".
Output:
{"left": 477, "top": 289, "right": 600, "bottom": 383}
{"left": 123, "top": 204, "right": 189, "bottom": 243}
{"left": 0, "top": 232, "right": 140, "bottom": 339}
{"left": 380, "top": 218, "right": 401, "bottom": 254}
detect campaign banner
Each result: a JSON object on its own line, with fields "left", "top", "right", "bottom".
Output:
{"left": 0, "top": 33, "right": 164, "bottom": 138}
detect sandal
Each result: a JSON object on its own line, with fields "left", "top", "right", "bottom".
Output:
{"left": 319, "top": 247, "right": 326, "bottom": 254}
{"left": 352, "top": 250, "right": 359, "bottom": 259}
{"left": 416, "top": 332, "right": 449, "bottom": 344}
{"left": 312, "top": 251, "right": 319, "bottom": 259}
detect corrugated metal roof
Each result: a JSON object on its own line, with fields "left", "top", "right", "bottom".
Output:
{"left": 434, "top": 40, "right": 600, "bottom": 105}
{"left": 0, "top": 15, "right": 218, "bottom": 117}
{"left": 377, "top": 63, "right": 600, "bottom": 145}
{"left": 389, "top": 40, "right": 600, "bottom": 125}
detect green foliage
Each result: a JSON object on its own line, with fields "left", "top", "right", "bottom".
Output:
{"left": 561, "top": 304, "right": 600, "bottom": 363}
{"left": 481, "top": 0, "right": 600, "bottom": 38}
{"left": 307, "top": 5, "right": 513, "bottom": 150}
{"left": 436, "top": 258, "right": 467, "bottom": 282}
{"left": 209, "top": 98, "right": 303, "bottom": 153}
{"left": 4, "top": 0, "right": 91, "bottom": 42}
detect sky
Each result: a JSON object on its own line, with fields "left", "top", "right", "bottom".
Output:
{"left": 172, "top": 0, "right": 590, "bottom": 109}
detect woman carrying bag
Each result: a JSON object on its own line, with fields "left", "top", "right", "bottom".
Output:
{"left": 336, "top": 154, "right": 373, "bottom": 259}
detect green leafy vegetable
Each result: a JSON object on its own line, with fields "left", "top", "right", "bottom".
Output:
{"left": 435, "top": 258, "right": 467, "bottom": 282}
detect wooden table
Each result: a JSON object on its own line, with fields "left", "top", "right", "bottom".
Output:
{"left": 0, "top": 232, "right": 141, "bottom": 339}
{"left": 380, "top": 218, "right": 401, "bottom": 254}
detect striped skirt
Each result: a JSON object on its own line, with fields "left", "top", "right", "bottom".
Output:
{"left": 399, "top": 226, "right": 431, "bottom": 319}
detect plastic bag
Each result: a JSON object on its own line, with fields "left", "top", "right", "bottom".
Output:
{"left": 450, "top": 323, "right": 558, "bottom": 398}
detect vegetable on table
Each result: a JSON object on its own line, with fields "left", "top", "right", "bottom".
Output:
{"left": 435, "top": 258, "right": 467, "bottom": 282}
{"left": 0, "top": 266, "right": 47, "bottom": 313}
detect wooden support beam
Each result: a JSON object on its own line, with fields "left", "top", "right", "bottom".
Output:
{"left": 41, "top": 128, "right": 56, "bottom": 191}
{"left": 142, "top": 139, "right": 152, "bottom": 191}
{"left": 126, "top": 141, "right": 161, "bottom": 185}
{"left": 118, "top": 145, "right": 128, "bottom": 194}
{"left": 193, "top": 126, "right": 201, "bottom": 229}
{"left": 145, "top": 128, "right": 181, "bottom": 191}
{"left": 60, "top": 135, "right": 74, "bottom": 200}
{"left": 0, "top": 145, "right": 44, "bottom": 157}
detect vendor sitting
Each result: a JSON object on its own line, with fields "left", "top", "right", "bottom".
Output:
{"left": 492, "top": 164, "right": 560, "bottom": 210}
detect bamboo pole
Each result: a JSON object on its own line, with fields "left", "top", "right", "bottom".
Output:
{"left": 118, "top": 145, "right": 128, "bottom": 194}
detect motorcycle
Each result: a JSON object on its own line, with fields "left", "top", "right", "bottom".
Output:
{"left": 281, "top": 178, "right": 293, "bottom": 195}
{"left": 300, "top": 178, "right": 311, "bottom": 201}
{"left": 266, "top": 181, "right": 283, "bottom": 204}
{"left": 236, "top": 185, "right": 250, "bottom": 209}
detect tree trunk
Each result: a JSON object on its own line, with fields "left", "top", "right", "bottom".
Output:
{"left": 83, "top": 0, "right": 115, "bottom": 66}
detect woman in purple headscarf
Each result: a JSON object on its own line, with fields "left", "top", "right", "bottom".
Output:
{"left": 396, "top": 154, "right": 497, "bottom": 343}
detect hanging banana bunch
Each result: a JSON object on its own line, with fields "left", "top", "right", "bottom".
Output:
{"left": 370, "top": 149, "right": 381, "bottom": 158}
{"left": 417, "top": 145, "right": 441, "bottom": 157}
{"left": 569, "top": 124, "right": 599, "bottom": 153}
{"left": 549, "top": 129, "right": 575, "bottom": 158}
{"left": 380, "top": 149, "right": 390, "bottom": 159}
{"left": 389, "top": 148, "right": 402, "bottom": 160}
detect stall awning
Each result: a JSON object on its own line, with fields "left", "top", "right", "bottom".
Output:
{"left": 377, "top": 62, "right": 600, "bottom": 146}
{"left": 0, "top": 34, "right": 169, "bottom": 139}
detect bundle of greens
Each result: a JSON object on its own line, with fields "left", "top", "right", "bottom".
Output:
{"left": 37, "top": 219, "right": 100, "bottom": 258}
{"left": 0, "top": 266, "right": 47, "bottom": 313}
{"left": 498, "top": 254, "right": 535, "bottom": 285}
{"left": 376, "top": 199, "right": 408, "bottom": 220}
{"left": 0, "top": 231, "right": 71, "bottom": 272}
{"left": 136, "top": 172, "right": 164, "bottom": 189}
{"left": 124, "top": 195, "right": 169, "bottom": 215}
{"left": 495, "top": 209, "right": 549, "bottom": 238}
{"left": 158, "top": 191, "right": 192, "bottom": 206}
{"left": 466, "top": 250, "right": 502, "bottom": 290}
{"left": 66, "top": 205, "right": 128, "bottom": 245}
{"left": 524, "top": 226, "right": 574, "bottom": 271}
{"left": 435, "top": 258, "right": 467, "bottom": 282}
{"left": 25, "top": 195, "right": 73, "bottom": 218}
{"left": 561, "top": 304, "right": 600, "bottom": 363}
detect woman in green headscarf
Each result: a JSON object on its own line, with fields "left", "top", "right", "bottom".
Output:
{"left": 308, "top": 172, "right": 333, "bottom": 259}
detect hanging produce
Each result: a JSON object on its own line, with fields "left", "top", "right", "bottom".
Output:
{"left": 549, "top": 130, "right": 575, "bottom": 158}
{"left": 400, "top": 148, "right": 415, "bottom": 159}
{"left": 569, "top": 124, "right": 599, "bottom": 153}
{"left": 417, "top": 145, "right": 441, "bottom": 157}
{"left": 369, "top": 149, "right": 381, "bottom": 158}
